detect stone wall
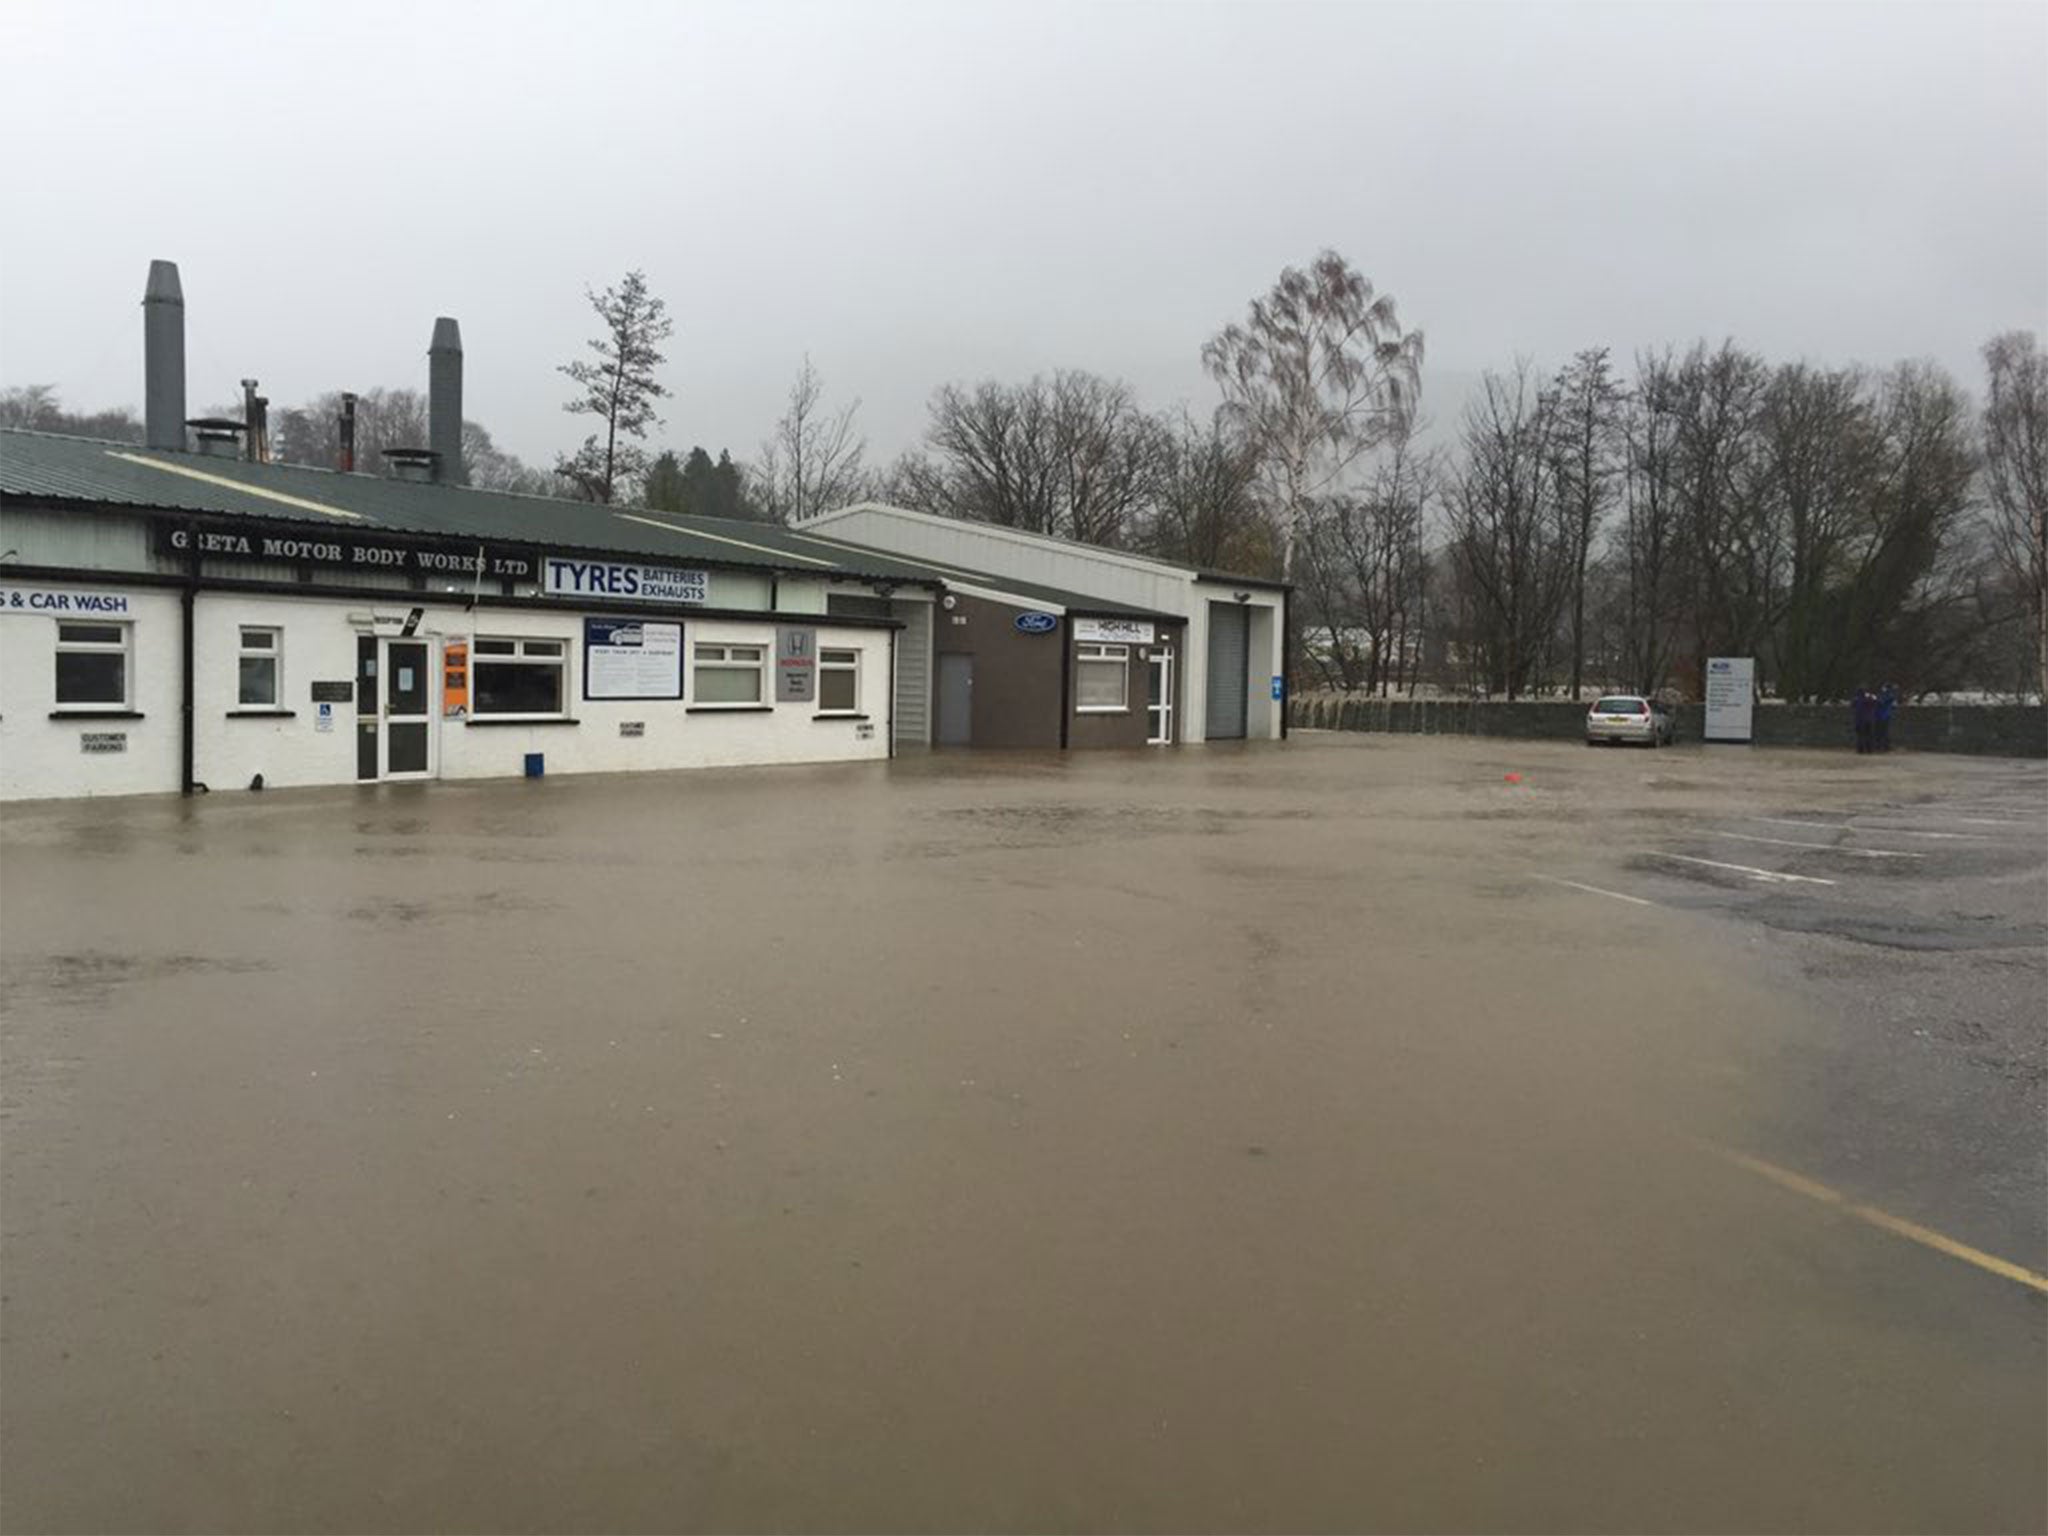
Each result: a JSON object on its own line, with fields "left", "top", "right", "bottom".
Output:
{"left": 1288, "top": 694, "right": 2047, "bottom": 758}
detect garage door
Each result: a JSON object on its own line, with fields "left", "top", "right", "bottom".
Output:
{"left": 1205, "top": 602, "right": 1248, "bottom": 739}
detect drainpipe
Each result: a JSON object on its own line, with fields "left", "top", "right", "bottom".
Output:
{"left": 1280, "top": 595, "right": 1291, "bottom": 740}
{"left": 887, "top": 623, "right": 896, "bottom": 759}
{"left": 1058, "top": 622, "right": 1071, "bottom": 750}
{"left": 181, "top": 527, "right": 200, "bottom": 793}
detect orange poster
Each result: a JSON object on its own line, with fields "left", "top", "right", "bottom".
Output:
{"left": 443, "top": 640, "right": 468, "bottom": 718}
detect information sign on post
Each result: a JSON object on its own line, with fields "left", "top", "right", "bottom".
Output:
{"left": 1703, "top": 656, "right": 1755, "bottom": 744}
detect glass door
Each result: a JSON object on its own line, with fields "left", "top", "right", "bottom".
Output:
{"left": 380, "top": 638, "right": 434, "bottom": 779}
{"left": 1147, "top": 650, "right": 1173, "bottom": 744}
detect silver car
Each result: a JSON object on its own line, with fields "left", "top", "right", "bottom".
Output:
{"left": 1586, "top": 694, "right": 1674, "bottom": 747}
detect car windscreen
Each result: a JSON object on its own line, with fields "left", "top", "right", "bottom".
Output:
{"left": 1593, "top": 697, "right": 1646, "bottom": 714}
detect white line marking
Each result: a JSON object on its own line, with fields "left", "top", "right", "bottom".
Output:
{"left": 1535, "top": 875, "right": 1655, "bottom": 907}
{"left": 612, "top": 511, "right": 839, "bottom": 567}
{"left": 1751, "top": 817, "right": 1844, "bottom": 831}
{"left": 1646, "top": 852, "right": 1836, "bottom": 885}
{"left": 109, "top": 451, "right": 365, "bottom": 520}
{"left": 1850, "top": 827, "right": 1994, "bottom": 841}
{"left": 1713, "top": 831, "right": 1922, "bottom": 859}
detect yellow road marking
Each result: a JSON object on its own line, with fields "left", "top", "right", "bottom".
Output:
{"left": 1703, "top": 1143, "right": 2048, "bottom": 1295}
{"left": 612, "top": 512, "right": 838, "bottom": 567}
{"left": 108, "top": 451, "right": 365, "bottom": 520}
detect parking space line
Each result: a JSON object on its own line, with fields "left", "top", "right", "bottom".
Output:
{"left": 1701, "top": 1143, "right": 2048, "bottom": 1296}
{"left": 1534, "top": 875, "right": 1655, "bottom": 907}
{"left": 1714, "top": 831, "right": 1922, "bottom": 858}
{"left": 1646, "top": 852, "right": 1836, "bottom": 885}
{"left": 1751, "top": 817, "right": 1846, "bottom": 831}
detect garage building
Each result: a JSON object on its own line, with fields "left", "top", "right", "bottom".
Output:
{"left": 804, "top": 502, "right": 1289, "bottom": 742}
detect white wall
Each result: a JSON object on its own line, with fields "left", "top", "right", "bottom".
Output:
{"left": 193, "top": 595, "right": 893, "bottom": 792}
{"left": 3, "top": 584, "right": 895, "bottom": 802}
{"left": 1, "top": 582, "right": 182, "bottom": 800}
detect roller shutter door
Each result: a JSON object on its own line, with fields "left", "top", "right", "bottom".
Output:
{"left": 1205, "top": 603, "right": 1248, "bottom": 739}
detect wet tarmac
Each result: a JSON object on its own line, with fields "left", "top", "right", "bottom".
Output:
{"left": 2, "top": 736, "right": 2043, "bottom": 1533}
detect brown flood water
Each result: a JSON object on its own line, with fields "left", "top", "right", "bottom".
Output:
{"left": 2, "top": 737, "right": 2043, "bottom": 1532}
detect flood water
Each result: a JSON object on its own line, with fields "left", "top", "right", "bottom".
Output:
{"left": 3, "top": 739, "right": 2043, "bottom": 1532}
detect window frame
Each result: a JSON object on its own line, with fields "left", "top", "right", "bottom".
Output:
{"left": 237, "top": 625, "right": 283, "bottom": 709}
{"left": 469, "top": 634, "right": 570, "bottom": 720}
{"left": 691, "top": 641, "right": 768, "bottom": 707}
{"left": 817, "top": 646, "right": 861, "bottom": 714}
{"left": 1074, "top": 642, "right": 1130, "bottom": 713}
{"left": 53, "top": 620, "right": 132, "bottom": 711}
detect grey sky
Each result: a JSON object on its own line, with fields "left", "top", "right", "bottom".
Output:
{"left": 2, "top": 0, "right": 2043, "bottom": 473}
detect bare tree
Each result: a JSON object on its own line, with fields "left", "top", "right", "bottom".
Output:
{"left": 1982, "top": 331, "right": 2048, "bottom": 699}
{"left": 273, "top": 387, "right": 427, "bottom": 470}
{"left": 1144, "top": 409, "right": 1273, "bottom": 574}
{"left": 1445, "top": 364, "right": 1570, "bottom": 697}
{"left": 556, "top": 270, "right": 673, "bottom": 504}
{"left": 920, "top": 370, "right": 1161, "bottom": 545}
{"left": 1546, "top": 348, "right": 1625, "bottom": 699}
{"left": 0, "top": 385, "right": 143, "bottom": 443}
{"left": 1202, "top": 250, "right": 1423, "bottom": 578}
{"left": 752, "top": 357, "right": 872, "bottom": 524}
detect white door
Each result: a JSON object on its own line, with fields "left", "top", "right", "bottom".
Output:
{"left": 1147, "top": 650, "right": 1174, "bottom": 744}
{"left": 379, "top": 637, "right": 435, "bottom": 780}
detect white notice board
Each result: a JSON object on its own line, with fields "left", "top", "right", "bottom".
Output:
{"left": 585, "top": 618, "right": 683, "bottom": 700}
{"left": 1703, "top": 656, "right": 1755, "bottom": 743}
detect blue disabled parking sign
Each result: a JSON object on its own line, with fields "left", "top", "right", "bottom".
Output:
{"left": 1271, "top": 675, "right": 1285, "bottom": 701}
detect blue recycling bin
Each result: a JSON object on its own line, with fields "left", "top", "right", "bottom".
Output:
{"left": 524, "top": 752, "right": 545, "bottom": 779}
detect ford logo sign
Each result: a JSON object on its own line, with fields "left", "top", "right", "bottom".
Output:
{"left": 1014, "top": 611, "right": 1059, "bottom": 634}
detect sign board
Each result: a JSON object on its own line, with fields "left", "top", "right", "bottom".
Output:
{"left": 3, "top": 587, "right": 131, "bottom": 615}
{"left": 310, "top": 680, "right": 353, "bottom": 703}
{"left": 1272, "top": 675, "right": 1285, "bottom": 702}
{"left": 1074, "top": 617, "right": 1153, "bottom": 644}
{"left": 585, "top": 618, "right": 683, "bottom": 699}
{"left": 155, "top": 523, "right": 536, "bottom": 581}
{"left": 315, "top": 702, "right": 335, "bottom": 733}
{"left": 1013, "top": 611, "right": 1059, "bottom": 635}
{"left": 1704, "top": 656, "right": 1755, "bottom": 743}
{"left": 776, "top": 627, "right": 817, "bottom": 703}
{"left": 544, "top": 558, "right": 707, "bottom": 606}
{"left": 80, "top": 732, "right": 127, "bottom": 754}
{"left": 443, "top": 641, "right": 468, "bottom": 718}
{"left": 620, "top": 721, "right": 646, "bottom": 738}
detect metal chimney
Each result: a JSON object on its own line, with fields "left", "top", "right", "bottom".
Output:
{"left": 428, "top": 317, "right": 465, "bottom": 485}
{"left": 143, "top": 260, "right": 186, "bottom": 451}
{"left": 338, "top": 392, "right": 358, "bottom": 472}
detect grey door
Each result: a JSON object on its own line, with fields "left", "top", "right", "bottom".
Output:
{"left": 936, "top": 652, "right": 973, "bottom": 746}
{"left": 1205, "top": 604, "right": 1249, "bottom": 739}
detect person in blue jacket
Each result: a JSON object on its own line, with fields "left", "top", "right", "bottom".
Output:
{"left": 1852, "top": 688, "right": 1876, "bottom": 754}
{"left": 1876, "top": 682, "right": 1898, "bottom": 752}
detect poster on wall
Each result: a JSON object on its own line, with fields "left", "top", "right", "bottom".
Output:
{"left": 442, "top": 641, "right": 468, "bottom": 719}
{"left": 1703, "top": 656, "right": 1755, "bottom": 743}
{"left": 585, "top": 618, "right": 683, "bottom": 699}
{"left": 777, "top": 627, "right": 817, "bottom": 703}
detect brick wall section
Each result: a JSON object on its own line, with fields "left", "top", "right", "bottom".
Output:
{"left": 1288, "top": 695, "right": 2047, "bottom": 758}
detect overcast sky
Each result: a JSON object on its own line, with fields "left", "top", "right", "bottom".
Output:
{"left": 2, "top": 0, "right": 2043, "bottom": 473}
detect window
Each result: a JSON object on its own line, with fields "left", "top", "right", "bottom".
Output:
{"left": 54, "top": 621, "right": 129, "bottom": 709}
{"left": 472, "top": 636, "right": 567, "bottom": 716}
{"left": 1593, "top": 697, "right": 1647, "bottom": 715}
{"left": 238, "top": 626, "right": 281, "bottom": 707}
{"left": 1075, "top": 643, "right": 1129, "bottom": 712}
{"left": 693, "top": 643, "right": 765, "bottom": 705}
{"left": 818, "top": 648, "right": 859, "bottom": 712}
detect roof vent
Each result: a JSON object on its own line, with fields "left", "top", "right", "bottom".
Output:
{"left": 186, "top": 417, "right": 246, "bottom": 458}
{"left": 381, "top": 447, "right": 439, "bottom": 483}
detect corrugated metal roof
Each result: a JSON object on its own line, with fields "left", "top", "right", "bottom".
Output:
{"left": 0, "top": 428, "right": 942, "bottom": 584}
{"left": 0, "top": 428, "right": 1179, "bottom": 617}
